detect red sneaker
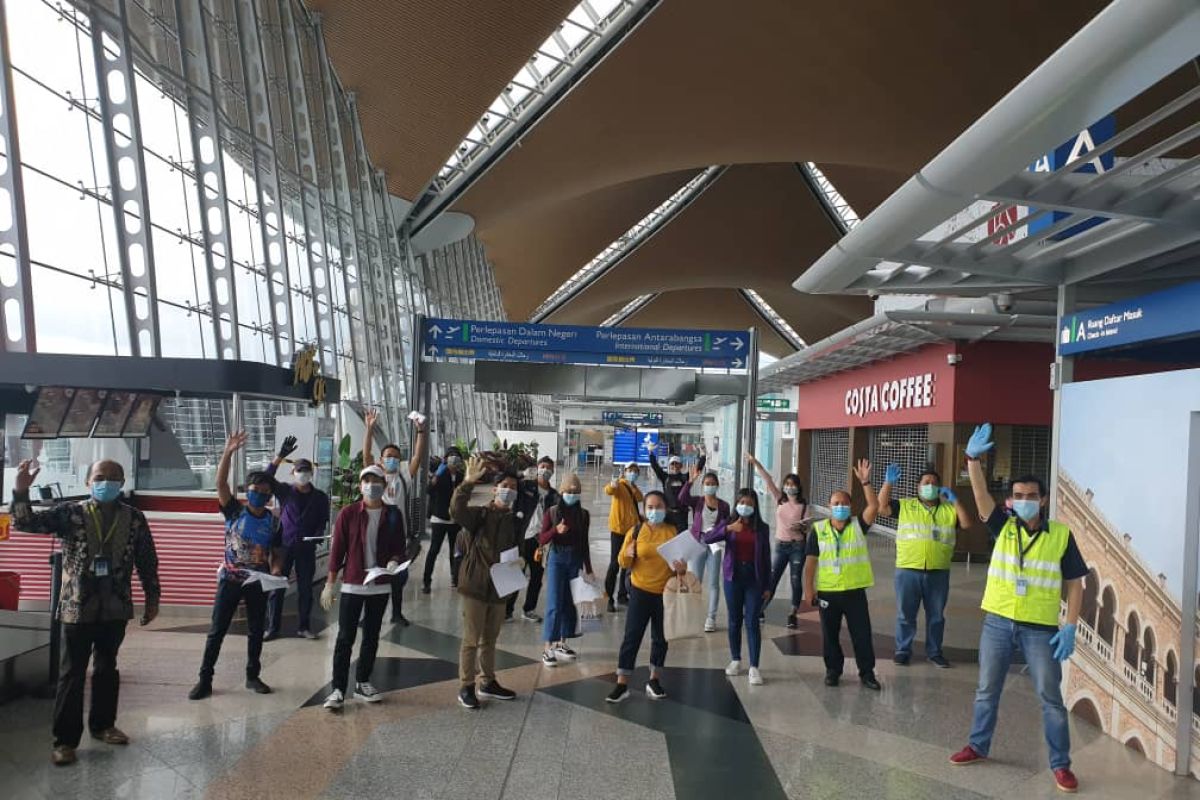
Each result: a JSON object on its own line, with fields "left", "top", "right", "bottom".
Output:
{"left": 1054, "top": 768, "right": 1078, "bottom": 793}
{"left": 949, "top": 745, "right": 986, "bottom": 765}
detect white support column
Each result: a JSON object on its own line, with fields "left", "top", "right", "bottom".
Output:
{"left": 1049, "top": 283, "right": 1076, "bottom": 516}
{"left": 0, "top": 0, "right": 34, "bottom": 352}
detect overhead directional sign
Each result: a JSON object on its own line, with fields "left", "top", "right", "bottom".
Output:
{"left": 603, "top": 411, "right": 664, "bottom": 426}
{"left": 756, "top": 397, "right": 790, "bottom": 410}
{"left": 1059, "top": 280, "right": 1200, "bottom": 356}
{"left": 422, "top": 317, "right": 749, "bottom": 368}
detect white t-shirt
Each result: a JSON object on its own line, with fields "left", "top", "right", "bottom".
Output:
{"left": 342, "top": 506, "right": 390, "bottom": 596}
{"left": 383, "top": 471, "right": 409, "bottom": 508}
{"left": 701, "top": 504, "right": 720, "bottom": 534}
{"left": 524, "top": 488, "right": 548, "bottom": 539}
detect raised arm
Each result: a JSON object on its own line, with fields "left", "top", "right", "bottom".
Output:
{"left": 877, "top": 463, "right": 899, "bottom": 512}
{"left": 216, "top": 431, "right": 247, "bottom": 508}
{"left": 271, "top": 435, "right": 298, "bottom": 469}
{"left": 362, "top": 408, "right": 379, "bottom": 467}
{"left": 855, "top": 458, "right": 881, "bottom": 527}
{"left": 9, "top": 459, "right": 73, "bottom": 536}
{"left": 964, "top": 423, "right": 997, "bottom": 521}
{"left": 746, "top": 454, "right": 781, "bottom": 503}
{"left": 648, "top": 449, "right": 666, "bottom": 484}
{"left": 451, "top": 456, "right": 487, "bottom": 531}
{"left": 408, "top": 415, "right": 428, "bottom": 480}
{"left": 678, "top": 465, "right": 699, "bottom": 508}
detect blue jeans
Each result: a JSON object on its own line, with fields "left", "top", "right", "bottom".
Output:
{"left": 542, "top": 547, "right": 581, "bottom": 643}
{"left": 688, "top": 546, "right": 722, "bottom": 620}
{"left": 725, "top": 562, "right": 764, "bottom": 667}
{"left": 766, "top": 540, "right": 805, "bottom": 612}
{"left": 969, "top": 613, "right": 1070, "bottom": 769}
{"left": 894, "top": 568, "right": 949, "bottom": 658}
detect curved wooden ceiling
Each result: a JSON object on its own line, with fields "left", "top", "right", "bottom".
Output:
{"left": 621, "top": 289, "right": 794, "bottom": 359}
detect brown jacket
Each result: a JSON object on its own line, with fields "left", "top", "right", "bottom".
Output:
{"left": 451, "top": 480, "right": 520, "bottom": 604}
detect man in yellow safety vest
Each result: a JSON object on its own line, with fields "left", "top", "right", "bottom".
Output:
{"left": 878, "top": 464, "right": 971, "bottom": 668}
{"left": 948, "top": 424, "right": 1085, "bottom": 795}
{"left": 802, "top": 458, "right": 882, "bottom": 691}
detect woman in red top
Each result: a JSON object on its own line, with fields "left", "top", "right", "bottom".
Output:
{"left": 703, "top": 488, "right": 772, "bottom": 685}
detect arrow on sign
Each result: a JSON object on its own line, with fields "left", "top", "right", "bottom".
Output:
{"left": 428, "top": 324, "right": 443, "bottom": 338}
{"left": 427, "top": 345, "right": 439, "bottom": 356}
{"left": 731, "top": 338, "right": 745, "bottom": 351}
{"left": 732, "top": 357, "right": 744, "bottom": 368}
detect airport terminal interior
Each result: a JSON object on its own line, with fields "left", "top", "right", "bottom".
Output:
{"left": 2, "top": 0, "right": 1200, "bottom": 798}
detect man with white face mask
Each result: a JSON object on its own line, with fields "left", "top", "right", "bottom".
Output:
{"left": 264, "top": 436, "right": 331, "bottom": 641}
{"left": 450, "top": 457, "right": 522, "bottom": 709}
{"left": 507, "top": 456, "right": 559, "bottom": 622}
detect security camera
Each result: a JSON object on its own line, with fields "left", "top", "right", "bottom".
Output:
{"left": 946, "top": 353, "right": 963, "bottom": 366}
{"left": 994, "top": 293, "right": 1014, "bottom": 312}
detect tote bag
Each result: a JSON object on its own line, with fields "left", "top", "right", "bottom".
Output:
{"left": 662, "top": 572, "right": 706, "bottom": 640}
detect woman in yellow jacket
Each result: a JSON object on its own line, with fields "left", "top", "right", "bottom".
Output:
{"left": 606, "top": 491, "right": 687, "bottom": 704}
{"left": 603, "top": 463, "right": 643, "bottom": 611}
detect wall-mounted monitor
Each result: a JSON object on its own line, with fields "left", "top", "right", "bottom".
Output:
{"left": 92, "top": 390, "right": 138, "bottom": 438}
{"left": 20, "top": 387, "right": 73, "bottom": 439}
{"left": 59, "top": 388, "right": 106, "bottom": 437}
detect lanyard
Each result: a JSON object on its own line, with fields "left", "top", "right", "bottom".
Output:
{"left": 87, "top": 505, "right": 120, "bottom": 549}
{"left": 829, "top": 521, "right": 847, "bottom": 560}
{"left": 1013, "top": 518, "right": 1043, "bottom": 572}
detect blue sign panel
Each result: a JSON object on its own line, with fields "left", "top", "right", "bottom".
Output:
{"left": 424, "top": 344, "right": 745, "bottom": 369}
{"left": 1027, "top": 116, "right": 1115, "bottom": 241}
{"left": 613, "top": 429, "right": 659, "bottom": 465}
{"left": 423, "top": 318, "right": 748, "bottom": 363}
{"left": 602, "top": 411, "right": 664, "bottom": 426}
{"left": 1059, "top": 280, "right": 1200, "bottom": 356}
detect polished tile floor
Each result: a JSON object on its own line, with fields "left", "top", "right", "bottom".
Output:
{"left": 2, "top": 474, "right": 1199, "bottom": 799}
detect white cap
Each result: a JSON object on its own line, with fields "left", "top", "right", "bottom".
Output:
{"left": 359, "top": 464, "right": 387, "bottom": 480}
{"left": 668, "top": 455, "right": 682, "bottom": 464}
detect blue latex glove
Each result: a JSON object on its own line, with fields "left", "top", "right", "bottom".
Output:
{"left": 965, "top": 423, "right": 995, "bottom": 459}
{"left": 939, "top": 486, "right": 957, "bottom": 503}
{"left": 435, "top": 462, "right": 448, "bottom": 477}
{"left": 1049, "top": 623, "right": 1077, "bottom": 662}
{"left": 884, "top": 463, "right": 901, "bottom": 485}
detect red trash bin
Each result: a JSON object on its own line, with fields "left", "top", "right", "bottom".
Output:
{"left": 0, "top": 571, "right": 19, "bottom": 610}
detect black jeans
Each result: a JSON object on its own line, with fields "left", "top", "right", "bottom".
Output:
{"left": 54, "top": 620, "right": 127, "bottom": 747}
{"left": 199, "top": 578, "right": 268, "bottom": 680}
{"left": 332, "top": 592, "right": 389, "bottom": 694}
{"left": 617, "top": 585, "right": 667, "bottom": 676}
{"left": 506, "top": 536, "right": 545, "bottom": 616}
{"left": 422, "top": 522, "right": 462, "bottom": 588}
{"left": 388, "top": 569, "right": 409, "bottom": 620}
{"left": 818, "top": 588, "right": 876, "bottom": 678}
{"left": 266, "top": 542, "right": 317, "bottom": 634}
{"left": 604, "top": 533, "right": 629, "bottom": 603}
{"left": 765, "top": 540, "right": 805, "bottom": 613}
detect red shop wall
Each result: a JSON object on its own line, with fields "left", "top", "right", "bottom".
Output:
{"left": 950, "top": 341, "right": 1054, "bottom": 426}
{"left": 796, "top": 343, "right": 958, "bottom": 429}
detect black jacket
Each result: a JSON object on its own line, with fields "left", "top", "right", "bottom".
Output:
{"left": 514, "top": 479, "right": 560, "bottom": 536}
{"left": 650, "top": 451, "right": 705, "bottom": 529}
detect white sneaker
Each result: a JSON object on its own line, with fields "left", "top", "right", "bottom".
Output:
{"left": 354, "top": 682, "right": 382, "bottom": 703}
{"left": 323, "top": 689, "right": 344, "bottom": 710}
{"left": 704, "top": 617, "right": 716, "bottom": 633}
{"left": 553, "top": 643, "right": 578, "bottom": 661}
{"left": 519, "top": 610, "right": 542, "bottom": 623}
{"left": 725, "top": 660, "right": 741, "bottom": 676}
{"left": 748, "top": 667, "right": 764, "bottom": 686}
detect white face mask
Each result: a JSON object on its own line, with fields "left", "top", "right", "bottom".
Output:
{"left": 361, "top": 482, "right": 385, "bottom": 501}
{"left": 294, "top": 472, "right": 313, "bottom": 486}
{"left": 537, "top": 468, "right": 552, "bottom": 481}
{"left": 496, "top": 487, "right": 517, "bottom": 506}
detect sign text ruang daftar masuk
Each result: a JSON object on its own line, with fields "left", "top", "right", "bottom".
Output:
{"left": 844, "top": 372, "right": 935, "bottom": 418}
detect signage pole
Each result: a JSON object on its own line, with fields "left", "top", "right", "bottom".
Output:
{"left": 1048, "top": 285, "right": 1075, "bottom": 517}
{"left": 742, "top": 327, "right": 760, "bottom": 490}
{"left": 411, "top": 313, "right": 428, "bottom": 539}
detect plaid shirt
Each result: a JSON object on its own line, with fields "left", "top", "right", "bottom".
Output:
{"left": 12, "top": 490, "right": 161, "bottom": 624}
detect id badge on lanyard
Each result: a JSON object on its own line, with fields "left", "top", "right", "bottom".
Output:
{"left": 1015, "top": 577, "right": 1028, "bottom": 597}
{"left": 1015, "top": 522, "right": 1040, "bottom": 598}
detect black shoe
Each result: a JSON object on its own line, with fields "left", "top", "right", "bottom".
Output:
{"left": 420, "top": 584, "right": 431, "bottom": 595}
{"left": 929, "top": 655, "right": 951, "bottom": 669}
{"left": 645, "top": 679, "right": 666, "bottom": 700}
{"left": 785, "top": 613, "right": 797, "bottom": 629}
{"left": 824, "top": 674, "right": 840, "bottom": 687}
{"left": 606, "top": 599, "right": 616, "bottom": 614}
{"left": 458, "top": 686, "right": 480, "bottom": 710}
{"left": 263, "top": 631, "right": 280, "bottom": 642}
{"left": 893, "top": 653, "right": 911, "bottom": 666}
{"left": 606, "top": 683, "right": 630, "bottom": 704}
{"left": 245, "top": 676, "right": 273, "bottom": 694}
{"left": 187, "top": 679, "right": 212, "bottom": 700}
{"left": 477, "top": 681, "right": 516, "bottom": 701}
{"left": 392, "top": 613, "right": 410, "bottom": 627}
{"left": 861, "top": 674, "right": 882, "bottom": 691}
{"left": 617, "top": 595, "right": 629, "bottom": 606}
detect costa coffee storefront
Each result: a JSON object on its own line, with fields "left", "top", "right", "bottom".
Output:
{"left": 791, "top": 338, "right": 1054, "bottom": 555}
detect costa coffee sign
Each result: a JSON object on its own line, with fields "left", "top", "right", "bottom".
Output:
{"left": 845, "top": 373, "right": 935, "bottom": 417}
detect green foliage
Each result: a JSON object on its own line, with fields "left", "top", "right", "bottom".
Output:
{"left": 334, "top": 433, "right": 363, "bottom": 507}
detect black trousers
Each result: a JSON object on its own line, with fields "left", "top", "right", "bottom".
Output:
{"left": 505, "top": 536, "right": 545, "bottom": 616}
{"left": 422, "top": 522, "right": 462, "bottom": 588}
{"left": 818, "top": 588, "right": 876, "bottom": 678}
{"left": 617, "top": 586, "right": 667, "bottom": 675}
{"left": 199, "top": 578, "right": 267, "bottom": 680}
{"left": 332, "top": 592, "right": 389, "bottom": 694}
{"left": 604, "top": 533, "right": 630, "bottom": 602}
{"left": 266, "top": 542, "right": 317, "bottom": 634}
{"left": 388, "top": 569, "right": 409, "bottom": 620}
{"left": 54, "top": 620, "right": 127, "bottom": 747}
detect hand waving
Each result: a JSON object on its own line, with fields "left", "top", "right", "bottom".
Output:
{"left": 853, "top": 458, "right": 872, "bottom": 485}
{"left": 277, "top": 435, "right": 298, "bottom": 459}
{"left": 465, "top": 455, "right": 487, "bottom": 483}
{"left": 15, "top": 459, "right": 40, "bottom": 493}
{"left": 965, "top": 423, "right": 995, "bottom": 459}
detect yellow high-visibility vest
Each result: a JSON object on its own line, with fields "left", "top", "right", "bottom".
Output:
{"left": 895, "top": 498, "right": 957, "bottom": 571}
{"left": 980, "top": 517, "right": 1070, "bottom": 626}
{"left": 814, "top": 518, "right": 874, "bottom": 592}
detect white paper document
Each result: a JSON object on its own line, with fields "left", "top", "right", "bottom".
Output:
{"left": 569, "top": 575, "right": 603, "bottom": 605}
{"left": 490, "top": 561, "right": 528, "bottom": 597}
{"left": 656, "top": 531, "right": 707, "bottom": 566}
{"left": 708, "top": 541, "right": 726, "bottom": 555}
{"left": 241, "top": 572, "right": 290, "bottom": 592}
{"left": 364, "top": 560, "right": 412, "bottom": 585}
{"left": 499, "top": 546, "right": 521, "bottom": 564}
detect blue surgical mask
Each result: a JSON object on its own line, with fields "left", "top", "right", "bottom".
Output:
{"left": 496, "top": 488, "right": 516, "bottom": 506}
{"left": 783, "top": 486, "right": 799, "bottom": 496}
{"left": 361, "top": 482, "right": 384, "bottom": 501}
{"left": 702, "top": 484, "right": 718, "bottom": 497}
{"left": 735, "top": 503, "right": 755, "bottom": 518}
{"left": 382, "top": 456, "right": 401, "bottom": 473}
{"left": 646, "top": 508, "right": 666, "bottom": 524}
{"left": 1012, "top": 499, "right": 1041, "bottom": 523}
{"left": 830, "top": 505, "right": 851, "bottom": 522}
{"left": 247, "top": 490, "right": 271, "bottom": 508}
{"left": 625, "top": 471, "right": 638, "bottom": 482}
{"left": 562, "top": 493, "right": 580, "bottom": 506}
{"left": 90, "top": 480, "right": 122, "bottom": 503}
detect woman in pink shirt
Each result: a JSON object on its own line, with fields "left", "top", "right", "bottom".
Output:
{"left": 748, "top": 455, "right": 809, "bottom": 629}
